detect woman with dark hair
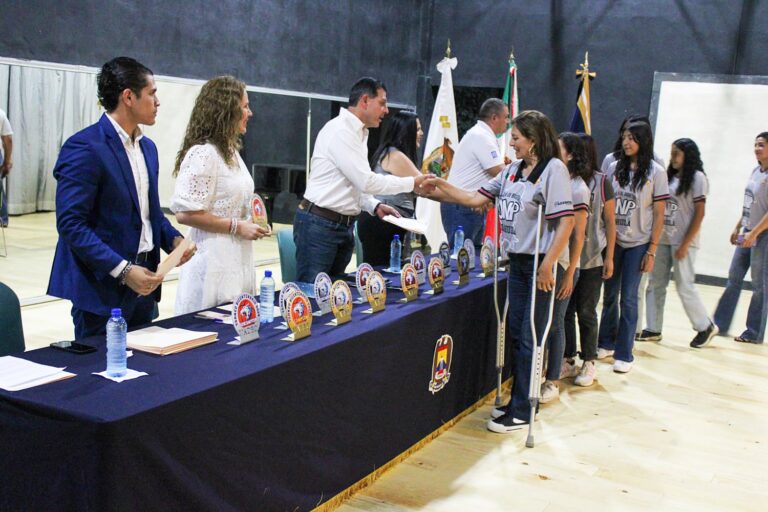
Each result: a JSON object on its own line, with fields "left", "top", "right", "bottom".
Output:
{"left": 357, "top": 110, "right": 423, "bottom": 265}
{"left": 170, "top": 76, "right": 271, "bottom": 314}
{"left": 562, "top": 134, "right": 616, "bottom": 387}
{"left": 713, "top": 132, "right": 768, "bottom": 344}
{"left": 597, "top": 122, "right": 669, "bottom": 373}
{"left": 601, "top": 115, "right": 665, "bottom": 174}
{"left": 642, "top": 138, "right": 716, "bottom": 347}
{"left": 425, "top": 110, "right": 575, "bottom": 432}
{"left": 539, "top": 132, "right": 590, "bottom": 403}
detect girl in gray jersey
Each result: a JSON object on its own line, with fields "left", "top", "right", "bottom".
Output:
{"left": 540, "top": 133, "right": 590, "bottom": 403}
{"left": 425, "top": 111, "right": 574, "bottom": 433}
{"left": 713, "top": 132, "right": 768, "bottom": 344}
{"left": 563, "top": 134, "right": 616, "bottom": 387}
{"left": 597, "top": 122, "right": 669, "bottom": 374}
{"left": 644, "top": 139, "right": 717, "bottom": 348}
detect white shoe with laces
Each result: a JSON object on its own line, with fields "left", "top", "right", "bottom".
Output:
{"left": 597, "top": 348, "right": 615, "bottom": 360}
{"left": 613, "top": 359, "right": 633, "bottom": 373}
{"left": 540, "top": 380, "right": 559, "bottom": 403}
{"left": 559, "top": 358, "right": 579, "bottom": 379}
{"left": 575, "top": 360, "right": 597, "bottom": 387}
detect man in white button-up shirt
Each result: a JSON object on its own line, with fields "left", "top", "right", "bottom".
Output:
{"left": 294, "top": 77, "right": 431, "bottom": 282}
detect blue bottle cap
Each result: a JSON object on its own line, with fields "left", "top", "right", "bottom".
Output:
{"left": 393, "top": 235, "right": 400, "bottom": 240}
{"left": 111, "top": 308, "right": 122, "bottom": 317}
{"left": 265, "top": 270, "right": 272, "bottom": 277}
{"left": 457, "top": 225, "right": 463, "bottom": 230}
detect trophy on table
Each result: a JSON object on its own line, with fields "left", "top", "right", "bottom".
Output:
{"left": 330, "top": 280, "right": 353, "bottom": 325}
{"left": 355, "top": 263, "right": 373, "bottom": 303}
{"left": 427, "top": 257, "right": 445, "bottom": 295}
{"left": 399, "top": 263, "right": 419, "bottom": 303}
{"left": 411, "top": 250, "right": 426, "bottom": 285}
{"left": 313, "top": 272, "right": 332, "bottom": 316}
{"left": 285, "top": 292, "right": 312, "bottom": 341}
{"left": 230, "top": 293, "right": 260, "bottom": 345}
{"left": 463, "top": 239, "right": 476, "bottom": 270}
{"left": 364, "top": 271, "right": 387, "bottom": 313}
{"left": 454, "top": 247, "right": 470, "bottom": 286}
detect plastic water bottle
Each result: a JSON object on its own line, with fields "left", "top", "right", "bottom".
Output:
{"left": 453, "top": 225, "right": 465, "bottom": 256}
{"left": 259, "top": 270, "right": 275, "bottom": 323}
{"left": 106, "top": 308, "right": 127, "bottom": 377}
{"left": 390, "top": 234, "right": 402, "bottom": 272}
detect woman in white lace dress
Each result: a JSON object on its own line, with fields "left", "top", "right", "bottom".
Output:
{"left": 171, "top": 76, "right": 271, "bottom": 314}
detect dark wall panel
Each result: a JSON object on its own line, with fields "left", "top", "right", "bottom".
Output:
{"left": 0, "top": 0, "right": 422, "bottom": 105}
{"left": 429, "top": 0, "right": 752, "bottom": 158}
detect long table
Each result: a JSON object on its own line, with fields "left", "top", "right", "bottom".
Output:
{"left": 0, "top": 269, "right": 510, "bottom": 511}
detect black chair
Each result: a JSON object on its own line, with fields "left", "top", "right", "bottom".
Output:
{"left": 0, "top": 281, "right": 25, "bottom": 355}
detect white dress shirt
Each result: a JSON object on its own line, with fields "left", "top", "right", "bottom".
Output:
{"left": 106, "top": 114, "right": 154, "bottom": 278}
{"left": 447, "top": 121, "right": 503, "bottom": 191}
{"left": 303, "top": 108, "right": 415, "bottom": 216}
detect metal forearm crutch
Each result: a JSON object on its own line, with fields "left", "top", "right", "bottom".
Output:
{"left": 493, "top": 197, "right": 509, "bottom": 406}
{"left": 526, "top": 204, "right": 556, "bottom": 449}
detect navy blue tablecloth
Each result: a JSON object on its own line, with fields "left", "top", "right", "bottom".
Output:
{"left": 0, "top": 269, "right": 510, "bottom": 511}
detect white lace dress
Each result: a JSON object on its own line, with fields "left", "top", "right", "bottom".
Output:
{"left": 171, "top": 143, "right": 255, "bottom": 315}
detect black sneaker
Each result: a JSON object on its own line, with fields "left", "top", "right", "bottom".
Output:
{"left": 636, "top": 330, "right": 662, "bottom": 342}
{"left": 486, "top": 413, "right": 529, "bottom": 434}
{"left": 690, "top": 324, "right": 718, "bottom": 348}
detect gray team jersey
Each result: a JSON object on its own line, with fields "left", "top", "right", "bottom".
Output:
{"left": 558, "top": 176, "right": 590, "bottom": 269}
{"left": 609, "top": 160, "right": 670, "bottom": 248}
{"left": 581, "top": 171, "right": 615, "bottom": 269}
{"left": 661, "top": 171, "right": 707, "bottom": 247}
{"left": 601, "top": 151, "right": 666, "bottom": 175}
{"left": 741, "top": 166, "right": 768, "bottom": 232}
{"left": 479, "top": 158, "right": 574, "bottom": 255}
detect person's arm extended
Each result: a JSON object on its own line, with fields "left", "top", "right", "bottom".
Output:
{"left": 485, "top": 163, "right": 504, "bottom": 177}
{"left": 675, "top": 201, "right": 705, "bottom": 259}
{"left": 557, "top": 209, "right": 587, "bottom": 299}
{"left": 641, "top": 200, "right": 666, "bottom": 273}
{"left": 538, "top": 216, "right": 575, "bottom": 291}
{"left": 602, "top": 198, "right": 617, "bottom": 279}
{"left": 175, "top": 210, "right": 271, "bottom": 240}
{"left": 425, "top": 176, "right": 492, "bottom": 209}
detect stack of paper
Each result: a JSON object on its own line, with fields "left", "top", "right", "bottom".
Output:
{"left": 0, "top": 356, "right": 76, "bottom": 391}
{"left": 127, "top": 326, "right": 218, "bottom": 356}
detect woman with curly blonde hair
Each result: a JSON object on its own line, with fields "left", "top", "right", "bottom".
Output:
{"left": 170, "top": 76, "right": 270, "bottom": 314}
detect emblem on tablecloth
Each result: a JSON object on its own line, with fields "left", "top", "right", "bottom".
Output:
{"left": 456, "top": 247, "right": 470, "bottom": 286}
{"left": 314, "top": 272, "right": 332, "bottom": 315}
{"left": 232, "top": 293, "right": 260, "bottom": 343}
{"left": 428, "top": 334, "right": 453, "bottom": 394}
{"left": 427, "top": 257, "right": 444, "bottom": 295}
{"left": 438, "top": 241, "right": 451, "bottom": 277}
{"left": 365, "top": 271, "right": 387, "bottom": 313}
{"left": 356, "top": 263, "right": 373, "bottom": 302}
{"left": 462, "top": 239, "right": 476, "bottom": 270}
{"left": 400, "top": 263, "right": 419, "bottom": 302}
{"left": 330, "top": 280, "right": 353, "bottom": 325}
{"left": 411, "top": 250, "right": 426, "bottom": 285}
{"left": 250, "top": 193, "right": 269, "bottom": 228}
{"left": 287, "top": 293, "right": 312, "bottom": 341}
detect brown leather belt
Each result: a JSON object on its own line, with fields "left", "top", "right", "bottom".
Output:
{"left": 299, "top": 199, "right": 357, "bottom": 226}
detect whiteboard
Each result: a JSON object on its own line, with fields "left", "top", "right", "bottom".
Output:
{"left": 652, "top": 74, "right": 768, "bottom": 281}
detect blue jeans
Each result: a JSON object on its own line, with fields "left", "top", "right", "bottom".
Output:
{"left": 713, "top": 233, "right": 767, "bottom": 342}
{"left": 0, "top": 160, "right": 7, "bottom": 225}
{"left": 440, "top": 203, "right": 485, "bottom": 249}
{"left": 546, "top": 267, "right": 579, "bottom": 380}
{"left": 502, "top": 254, "right": 560, "bottom": 422}
{"left": 293, "top": 208, "right": 355, "bottom": 283}
{"left": 598, "top": 243, "right": 648, "bottom": 362}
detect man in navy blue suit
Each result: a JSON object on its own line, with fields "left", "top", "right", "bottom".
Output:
{"left": 48, "top": 57, "right": 195, "bottom": 339}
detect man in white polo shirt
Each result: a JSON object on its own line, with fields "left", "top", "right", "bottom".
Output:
{"left": 294, "top": 77, "right": 432, "bottom": 282}
{"left": 442, "top": 98, "right": 508, "bottom": 249}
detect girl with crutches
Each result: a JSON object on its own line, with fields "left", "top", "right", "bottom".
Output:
{"left": 426, "top": 110, "right": 574, "bottom": 433}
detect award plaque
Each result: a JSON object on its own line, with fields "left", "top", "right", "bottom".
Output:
{"left": 330, "top": 280, "right": 353, "bottom": 325}
{"left": 250, "top": 193, "right": 269, "bottom": 228}
{"left": 480, "top": 239, "right": 495, "bottom": 277}
{"left": 411, "top": 250, "right": 426, "bottom": 285}
{"left": 355, "top": 263, "right": 373, "bottom": 303}
{"left": 279, "top": 283, "right": 300, "bottom": 328}
{"left": 364, "top": 271, "right": 387, "bottom": 313}
{"left": 285, "top": 292, "right": 312, "bottom": 341}
{"left": 230, "top": 293, "right": 260, "bottom": 345}
{"left": 313, "top": 272, "right": 332, "bottom": 316}
{"left": 438, "top": 241, "right": 452, "bottom": 277}
{"left": 427, "top": 257, "right": 444, "bottom": 295}
{"left": 455, "top": 247, "right": 470, "bottom": 286}
{"left": 400, "top": 263, "right": 419, "bottom": 302}
{"left": 463, "top": 239, "right": 476, "bottom": 270}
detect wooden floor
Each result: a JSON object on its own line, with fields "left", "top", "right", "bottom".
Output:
{"left": 2, "top": 214, "right": 766, "bottom": 511}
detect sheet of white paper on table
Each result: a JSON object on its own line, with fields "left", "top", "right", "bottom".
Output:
{"left": 382, "top": 215, "right": 427, "bottom": 235}
{"left": 0, "top": 356, "right": 76, "bottom": 391}
{"left": 128, "top": 326, "right": 217, "bottom": 349}
{"left": 156, "top": 238, "right": 193, "bottom": 277}
{"left": 92, "top": 368, "right": 148, "bottom": 383}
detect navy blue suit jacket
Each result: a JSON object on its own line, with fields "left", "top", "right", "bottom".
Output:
{"left": 47, "top": 114, "right": 181, "bottom": 316}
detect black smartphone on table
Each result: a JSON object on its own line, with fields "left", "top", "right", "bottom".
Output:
{"left": 50, "top": 341, "right": 97, "bottom": 354}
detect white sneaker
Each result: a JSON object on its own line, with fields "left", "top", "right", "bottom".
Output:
{"left": 597, "top": 348, "right": 615, "bottom": 360}
{"left": 559, "top": 358, "right": 579, "bottom": 379}
{"left": 575, "top": 360, "right": 597, "bottom": 387}
{"left": 613, "top": 359, "right": 633, "bottom": 373}
{"left": 540, "top": 380, "right": 559, "bottom": 403}
{"left": 490, "top": 406, "right": 506, "bottom": 419}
